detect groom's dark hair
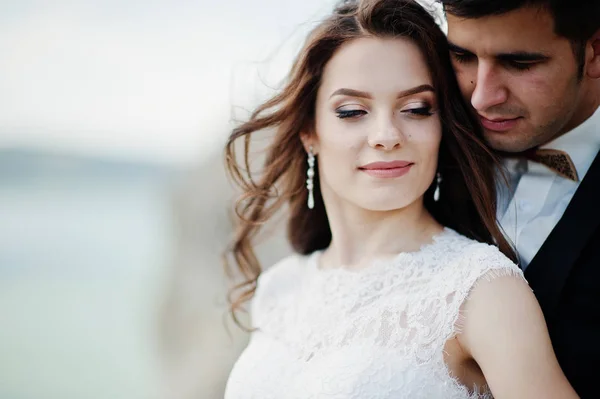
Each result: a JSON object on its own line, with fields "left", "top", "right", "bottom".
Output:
{"left": 437, "top": 0, "right": 600, "bottom": 77}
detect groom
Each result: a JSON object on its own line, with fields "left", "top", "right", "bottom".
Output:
{"left": 437, "top": 0, "right": 600, "bottom": 396}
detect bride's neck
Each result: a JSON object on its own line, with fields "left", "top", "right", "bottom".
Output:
{"left": 321, "top": 198, "right": 443, "bottom": 270}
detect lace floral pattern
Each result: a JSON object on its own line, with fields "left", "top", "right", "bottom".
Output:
{"left": 225, "top": 228, "right": 525, "bottom": 399}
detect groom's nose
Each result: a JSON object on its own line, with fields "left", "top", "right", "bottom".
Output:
{"left": 470, "top": 62, "right": 509, "bottom": 113}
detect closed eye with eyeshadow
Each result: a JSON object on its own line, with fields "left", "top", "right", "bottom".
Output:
{"left": 335, "top": 103, "right": 434, "bottom": 119}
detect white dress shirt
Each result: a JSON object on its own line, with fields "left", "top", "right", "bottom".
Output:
{"left": 497, "top": 106, "right": 600, "bottom": 270}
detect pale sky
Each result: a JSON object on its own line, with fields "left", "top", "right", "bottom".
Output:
{"left": 0, "top": 0, "right": 442, "bottom": 166}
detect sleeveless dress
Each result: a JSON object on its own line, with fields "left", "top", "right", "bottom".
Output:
{"left": 225, "top": 228, "right": 525, "bottom": 399}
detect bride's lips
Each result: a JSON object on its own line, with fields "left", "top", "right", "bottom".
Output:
{"left": 479, "top": 115, "right": 521, "bottom": 132}
{"left": 359, "top": 161, "right": 414, "bottom": 178}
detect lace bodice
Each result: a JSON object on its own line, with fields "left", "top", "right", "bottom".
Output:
{"left": 225, "top": 228, "right": 525, "bottom": 399}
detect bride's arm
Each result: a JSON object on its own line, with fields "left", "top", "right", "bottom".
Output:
{"left": 457, "top": 273, "right": 579, "bottom": 399}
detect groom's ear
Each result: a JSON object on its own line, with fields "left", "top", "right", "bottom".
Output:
{"left": 586, "top": 28, "right": 600, "bottom": 79}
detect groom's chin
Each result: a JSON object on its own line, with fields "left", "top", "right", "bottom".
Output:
{"left": 481, "top": 127, "right": 537, "bottom": 154}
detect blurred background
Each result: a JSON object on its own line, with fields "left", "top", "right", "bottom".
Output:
{"left": 0, "top": 0, "right": 443, "bottom": 398}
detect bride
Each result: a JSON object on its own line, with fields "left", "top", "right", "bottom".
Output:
{"left": 222, "top": 0, "right": 578, "bottom": 397}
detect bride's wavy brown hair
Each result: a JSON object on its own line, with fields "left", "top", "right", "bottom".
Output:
{"left": 224, "top": 0, "right": 515, "bottom": 327}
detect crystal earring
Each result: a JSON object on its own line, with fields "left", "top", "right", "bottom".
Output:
{"left": 306, "top": 146, "right": 315, "bottom": 209}
{"left": 434, "top": 172, "right": 442, "bottom": 202}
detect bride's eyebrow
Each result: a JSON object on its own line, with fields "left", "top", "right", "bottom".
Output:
{"left": 329, "top": 84, "right": 435, "bottom": 100}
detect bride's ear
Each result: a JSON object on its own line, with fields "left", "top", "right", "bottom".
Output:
{"left": 300, "top": 132, "right": 319, "bottom": 155}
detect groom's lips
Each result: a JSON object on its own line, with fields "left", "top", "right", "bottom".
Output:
{"left": 479, "top": 115, "right": 522, "bottom": 132}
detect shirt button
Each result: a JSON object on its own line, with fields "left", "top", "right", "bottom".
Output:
{"left": 519, "top": 200, "right": 532, "bottom": 213}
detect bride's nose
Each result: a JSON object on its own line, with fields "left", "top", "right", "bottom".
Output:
{"left": 368, "top": 113, "right": 405, "bottom": 150}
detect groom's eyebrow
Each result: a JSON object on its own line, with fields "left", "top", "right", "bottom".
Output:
{"left": 448, "top": 40, "right": 550, "bottom": 62}
{"left": 496, "top": 52, "right": 550, "bottom": 62}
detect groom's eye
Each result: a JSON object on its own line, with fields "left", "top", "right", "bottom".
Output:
{"left": 451, "top": 51, "right": 475, "bottom": 64}
{"left": 498, "top": 52, "right": 549, "bottom": 72}
{"left": 505, "top": 60, "right": 537, "bottom": 71}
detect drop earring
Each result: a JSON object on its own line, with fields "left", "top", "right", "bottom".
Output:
{"left": 434, "top": 172, "right": 442, "bottom": 202}
{"left": 307, "top": 146, "right": 315, "bottom": 209}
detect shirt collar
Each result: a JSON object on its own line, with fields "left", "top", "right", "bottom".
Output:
{"left": 541, "top": 105, "right": 600, "bottom": 180}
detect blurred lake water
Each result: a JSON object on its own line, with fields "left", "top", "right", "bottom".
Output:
{"left": 0, "top": 149, "right": 177, "bottom": 399}
{"left": 0, "top": 147, "right": 291, "bottom": 399}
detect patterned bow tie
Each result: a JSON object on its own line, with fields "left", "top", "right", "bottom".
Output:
{"left": 521, "top": 148, "right": 579, "bottom": 182}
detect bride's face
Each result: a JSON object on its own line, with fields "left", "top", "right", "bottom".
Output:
{"left": 310, "top": 37, "right": 442, "bottom": 212}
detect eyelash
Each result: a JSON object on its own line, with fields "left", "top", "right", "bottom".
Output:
{"left": 336, "top": 109, "right": 366, "bottom": 119}
{"left": 452, "top": 52, "right": 474, "bottom": 64}
{"left": 452, "top": 52, "right": 535, "bottom": 71}
{"left": 407, "top": 106, "right": 434, "bottom": 116}
{"left": 507, "top": 61, "right": 534, "bottom": 71}
{"left": 335, "top": 106, "right": 433, "bottom": 119}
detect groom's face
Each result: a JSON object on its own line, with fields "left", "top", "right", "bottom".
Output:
{"left": 446, "top": 6, "right": 582, "bottom": 153}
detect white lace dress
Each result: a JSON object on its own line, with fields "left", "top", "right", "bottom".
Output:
{"left": 225, "top": 228, "right": 525, "bottom": 399}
